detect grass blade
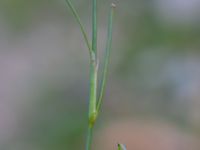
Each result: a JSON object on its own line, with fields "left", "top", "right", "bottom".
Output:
{"left": 64, "top": 0, "right": 92, "bottom": 55}
{"left": 96, "top": 3, "right": 115, "bottom": 112}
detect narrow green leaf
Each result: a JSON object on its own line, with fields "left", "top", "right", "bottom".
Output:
{"left": 64, "top": 0, "right": 92, "bottom": 56}
{"left": 96, "top": 3, "right": 115, "bottom": 112}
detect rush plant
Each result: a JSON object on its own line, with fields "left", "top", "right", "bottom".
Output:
{"left": 64, "top": 0, "right": 125, "bottom": 150}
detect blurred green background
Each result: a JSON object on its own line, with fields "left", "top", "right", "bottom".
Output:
{"left": 0, "top": 0, "right": 200, "bottom": 150}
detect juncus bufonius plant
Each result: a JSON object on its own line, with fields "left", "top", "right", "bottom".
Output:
{"left": 64, "top": 0, "right": 126, "bottom": 149}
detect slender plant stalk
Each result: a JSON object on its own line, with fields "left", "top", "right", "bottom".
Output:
{"left": 86, "top": 3, "right": 116, "bottom": 150}
{"left": 86, "top": 126, "right": 93, "bottom": 150}
{"left": 92, "top": 0, "right": 97, "bottom": 57}
{"left": 86, "top": 1, "right": 98, "bottom": 150}
{"left": 64, "top": 1, "right": 117, "bottom": 150}
{"left": 86, "top": 53, "right": 98, "bottom": 150}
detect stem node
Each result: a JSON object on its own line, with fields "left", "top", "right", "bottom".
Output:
{"left": 89, "top": 111, "right": 98, "bottom": 128}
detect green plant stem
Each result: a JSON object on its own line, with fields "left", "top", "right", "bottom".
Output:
{"left": 86, "top": 1, "right": 98, "bottom": 150}
{"left": 88, "top": 59, "right": 98, "bottom": 126}
{"left": 65, "top": 1, "right": 115, "bottom": 150}
{"left": 86, "top": 38, "right": 98, "bottom": 150}
{"left": 86, "top": 127, "right": 93, "bottom": 150}
{"left": 92, "top": 0, "right": 97, "bottom": 56}
{"left": 97, "top": 3, "right": 115, "bottom": 112}
{"left": 64, "top": 0, "right": 92, "bottom": 56}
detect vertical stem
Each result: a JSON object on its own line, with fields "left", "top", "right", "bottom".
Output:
{"left": 86, "top": 126, "right": 93, "bottom": 150}
{"left": 88, "top": 58, "right": 98, "bottom": 124}
{"left": 86, "top": 57, "right": 98, "bottom": 150}
{"left": 65, "top": 0, "right": 116, "bottom": 150}
{"left": 92, "top": 0, "right": 97, "bottom": 56}
{"left": 86, "top": 1, "right": 98, "bottom": 150}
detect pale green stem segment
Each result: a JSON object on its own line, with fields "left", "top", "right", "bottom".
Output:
{"left": 96, "top": 3, "right": 115, "bottom": 113}
{"left": 64, "top": 0, "right": 93, "bottom": 57}
{"left": 86, "top": 126, "right": 93, "bottom": 150}
{"left": 88, "top": 59, "right": 98, "bottom": 128}
{"left": 118, "top": 144, "right": 127, "bottom": 150}
{"left": 88, "top": 0, "right": 98, "bottom": 127}
{"left": 92, "top": 0, "right": 97, "bottom": 57}
{"left": 86, "top": 0, "right": 98, "bottom": 150}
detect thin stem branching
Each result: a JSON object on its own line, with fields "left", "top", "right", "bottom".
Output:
{"left": 64, "top": 1, "right": 119, "bottom": 150}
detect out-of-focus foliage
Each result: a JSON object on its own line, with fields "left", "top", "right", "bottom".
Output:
{"left": 0, "top": 0, "right": 40, "bottom": 30}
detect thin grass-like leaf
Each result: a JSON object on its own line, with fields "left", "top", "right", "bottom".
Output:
{"left": 64, "top": 0, "right": 92, "bottom": 55}
{"left": 96, "top": 3, "right": 115, "bottom": 112}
